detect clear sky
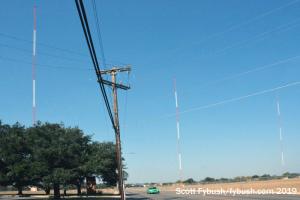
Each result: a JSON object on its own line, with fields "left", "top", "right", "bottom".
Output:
{"left": 1, "top": 0, "right": 300, "bottom": 184}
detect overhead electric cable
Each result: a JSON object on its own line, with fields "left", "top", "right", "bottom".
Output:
{"left": 92, "top": 0, "right": 113, "bottom": 106}
{"left": 92, "top": 0, "right": 107, "bottom": 70}
{"left": 125, "top": 81, "right": 300, "bottom": 126}
{"left": 75, "top": 0, "right": 116, "bottom": 131}
{"left": 76, "top": 2, "right": 125, "bottom": 198}
{"left": 0, "top": 33, "right": 127, "bottom": 65}
{"left": 137, "top": 0, "right": 299, "bottom": 65}
{"left": 92, "top": 0, "right": 112, "bottom": 135}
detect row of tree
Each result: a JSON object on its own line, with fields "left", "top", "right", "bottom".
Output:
{"left": 174, "top": 172, "right": 299, "bottom": 185}
{"left": 0, "top": 121, "right": 119, "bottom": 199}
{"left": 201, "top": 173, "right": 299, "bottom": 183}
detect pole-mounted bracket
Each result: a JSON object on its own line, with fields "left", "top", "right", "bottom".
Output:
{"left": 98, "top": 79, "right": 130, "bottom": 90}
{"left": 97, "top": 65, "right": 131, "bottom": 75}
{"left": 97, "top": 65, "right": 131, "bottom": 90}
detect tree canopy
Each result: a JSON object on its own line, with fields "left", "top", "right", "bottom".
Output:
{"left": 183, "top": 178, "right": 196, "bottom": 184}
{"left": 204, "top": 177, "right": 215, "bottom": 182}
{"left": 0, "top": 121, "right": 31, "bottom": 194}
{"left": 0, "top": 120, "right": 119, "bottom": 199}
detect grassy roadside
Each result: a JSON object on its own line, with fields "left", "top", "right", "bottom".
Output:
{"left": 0, "top": 188, "right": 118, "bottom": 195}
{"left": 0, "top": 190, "right": 120, "bottom": 199}
{"left": 128, "top": 177, "right": 300, "bottom": 193}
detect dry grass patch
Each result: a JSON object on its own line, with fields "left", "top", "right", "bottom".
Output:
{"left": 137, "top": 177, "right": 300, "bottom": 193}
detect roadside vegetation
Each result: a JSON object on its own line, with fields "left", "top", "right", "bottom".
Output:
{"left": 126, "top": 172, "right": 299, "bottom": 188}
{"left": 0, "top": 120, "right": 119, "bottom": 199}
{"left": 171, "top": 173, "right": 300, "bottom": 185}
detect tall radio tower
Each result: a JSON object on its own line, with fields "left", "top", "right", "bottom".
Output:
{"left": 174, "top": 77, "right": 182, "bottom": 184}
{"left": 276, "top": 90, "right": 284, "bottom": 175}
{"left": 33, "top": 6, "right": 36, "bottom": 125}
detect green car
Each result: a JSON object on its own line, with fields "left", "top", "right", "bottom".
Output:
{"left": 147, "top": 187, "right": 159, "bottom": 194}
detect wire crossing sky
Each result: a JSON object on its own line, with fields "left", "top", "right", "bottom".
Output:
{"left": 123, "top": 81, "right": 300, "bottom": 126}
{"left": 1, "top": 0, "right": 300, "bottom": 183}
{"left": 136, "top": 0, "right": 299, "bottom": 65}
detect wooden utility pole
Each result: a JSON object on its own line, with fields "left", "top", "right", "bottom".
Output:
{"left": 97, "top": 65, "right": 131, "bottom": 200}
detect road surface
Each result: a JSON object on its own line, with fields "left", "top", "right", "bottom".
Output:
{"left": 125, "top": 188, "right": 299, "bottom": 200}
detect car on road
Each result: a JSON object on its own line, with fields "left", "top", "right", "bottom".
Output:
{"left": 147, "top": 187, "right": 159, "bottom": 194}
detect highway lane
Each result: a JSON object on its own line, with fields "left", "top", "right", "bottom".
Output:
{"left": 125, "top": 188, "right": 300, "bottom": 200}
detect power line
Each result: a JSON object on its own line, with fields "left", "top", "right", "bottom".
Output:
{"left": 136, "top": 0, "right": 299, "bottom": 65}
{"left": 92, "top": 0, "right": 107, "bottom": 70}
{"left": 125, "top": 81, "right": 300, "bottom": 126}
{"left": 0, "top": 33, "right": 128, "bottom": 65}
{"left": 75, "top": 0, "right": 115, "bottom": 130}
{"left": 0, "top": 57, "right": 94, "bottom": 70}
{"left": 76, "top": 2, "right": 126, "bottom": 198}
{"left": 92, "top": 0, "right": 113, "bottom": 108}
{"left": 91, "top": 0, "right": 112, "bottom": 137}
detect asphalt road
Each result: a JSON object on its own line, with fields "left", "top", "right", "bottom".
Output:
{"left": 125, "top": 188, "right": 300, "bottom": 200}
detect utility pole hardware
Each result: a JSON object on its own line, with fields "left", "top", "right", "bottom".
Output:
{"left": 75, "top": 1, "right": 130, "bottom": 199}
{"left": 97, "top": 65, "right": 131, "bottom": 200}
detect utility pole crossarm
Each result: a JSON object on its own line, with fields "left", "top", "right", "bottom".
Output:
{"left": 98, "top": 79, "right": 130, "bottom": 90}
{"left": 97, "top": 65, "right": 131, "bottom": 75}
{"left": 96, "top": 64, "right": 131, "bottom": 200}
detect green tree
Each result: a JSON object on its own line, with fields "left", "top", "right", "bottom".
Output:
{"left": 251, "top": 175, "right": 259, "bottom": 179}
{"left": 58, "top": 126, "right": 93, "bottom": 195}
{"left": 27, "top": 121, "right": 92, "bottom": 199}
{"left": 283, "top": 172, "right": 290, "bottom": 177}
{"left": 0, "top": 121, "right": 32, "bottom": 194}
{"left": 220, "top": 178, "right": 228, "bottom": 182}
{"left": 204, "top": 177, "right": 215, "bottom": 182}
{"left": 282, "top": 172, "right": 300, "bottom": 178}
{"left": 1, "top": 121, "right": 119, "bottom": 199}
{"left": 89, "top": 141, "right": 118, "bottom": 186}
{"left": 0, "top": 121, "right": 11, "bottom": 187}
{"left": 183, "top": 178, "right": 195, "bottom": 184}
{"left": 66, "top": 141, "right": 118, "bottom": 195}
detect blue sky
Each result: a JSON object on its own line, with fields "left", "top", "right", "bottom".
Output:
{"left": 1, "top": 0, "right": 300, "bottom": 183}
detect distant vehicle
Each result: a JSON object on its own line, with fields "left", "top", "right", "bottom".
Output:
{"left": 147, "top": 187, "right": 159, "bottom": 194}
